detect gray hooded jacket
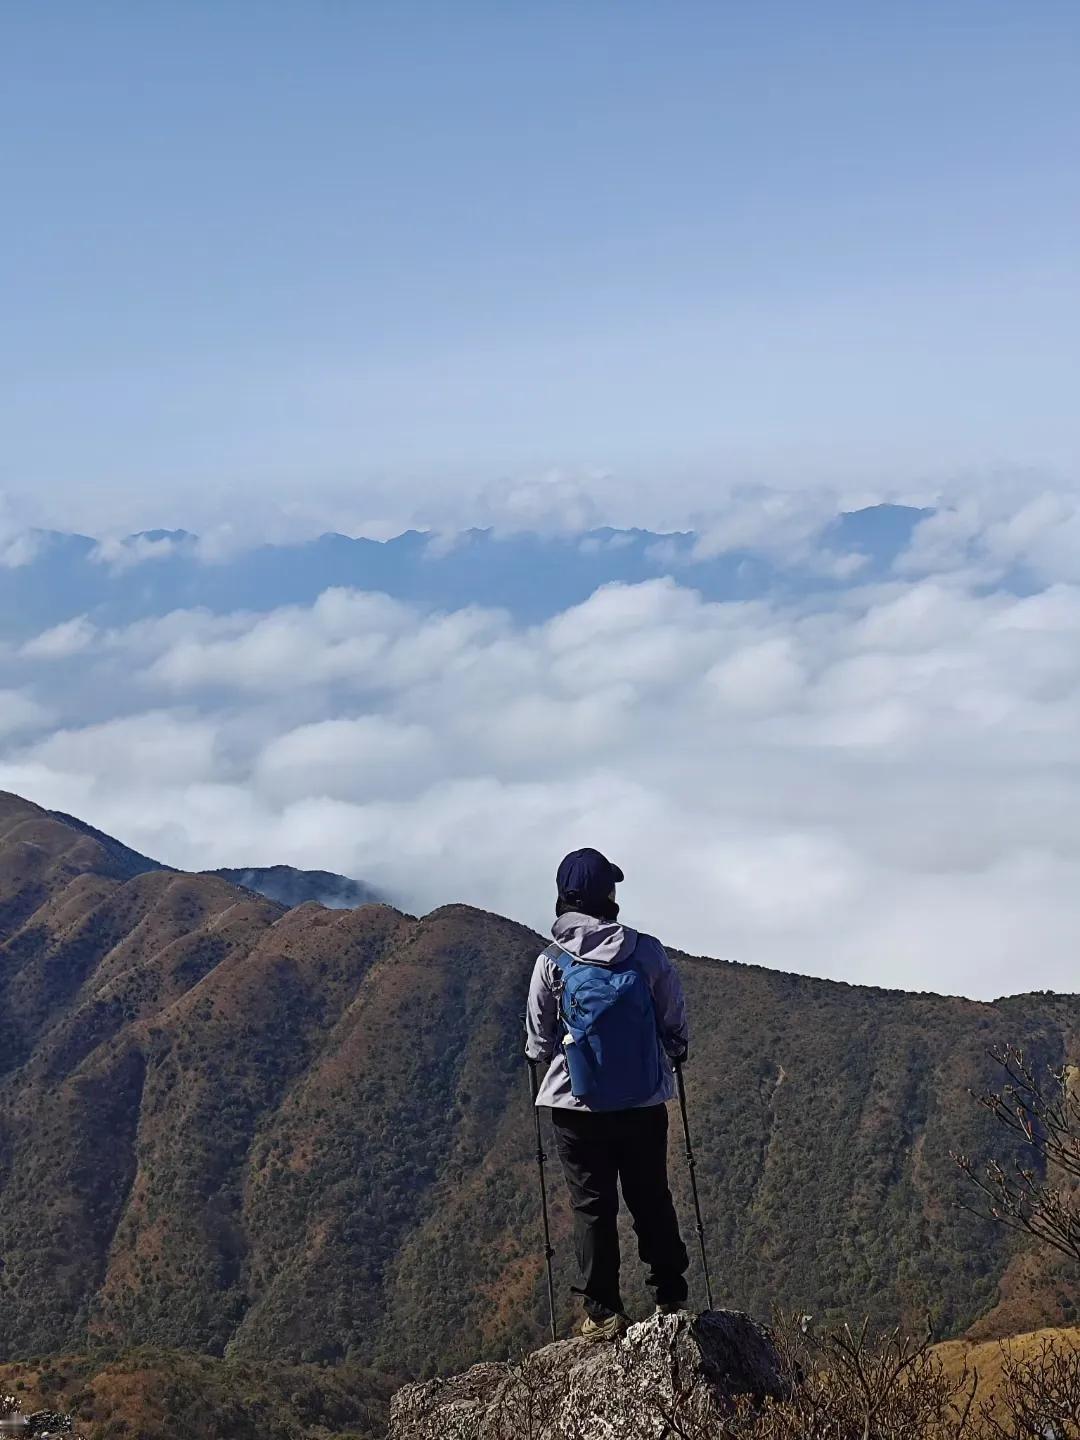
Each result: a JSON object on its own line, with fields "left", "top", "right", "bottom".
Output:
{"left": 524, "top": 911, "right": 689, "bottom": 1110}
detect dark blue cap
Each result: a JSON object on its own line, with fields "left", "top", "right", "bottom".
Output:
{"left": 556, "top": 848, "right": 624, "bottom": 900}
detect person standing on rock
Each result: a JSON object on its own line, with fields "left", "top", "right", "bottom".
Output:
{"left": 525, "top": 847, "right": 691, "bottom": 1341}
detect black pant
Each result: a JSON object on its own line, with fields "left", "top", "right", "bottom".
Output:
{"left": 550, "top": 1103, "right": 689, "bottom": 1319}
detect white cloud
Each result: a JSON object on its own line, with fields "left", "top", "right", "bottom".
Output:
{"left": 896, "top": 479, "right": 1080, "bottom": 586}
{"left": 255, "top": 716, "right": 437, "bottom": 802}
{"left": 422, "top": 529, "right": 474, "bottom": 560}
{"left": 21, "top": 616, "right": 97, "bottom": 660}
{"left": 476, "top": 469, "right": 605, "bottom": 536}
{"left": 0, "top": 533, "right": 41, "bottom": 569}
{"left": 5, "top": 484, "right": 1080, "bottom": 1000}
{"left": 190, "top": 523, "right": 273, "bottom": 565}
{"left": 0, "top": 689, "right": 51, "bottom": 740}
{"left": 689, "top": 484, "right": 840, "bottom": 563}
{"left": 706, "top": 636, "right": 805, "bottom": 712}
{"left": 90, "top": 533, "right": 187, "bottom": 573}
{"left": 0, "top": 492, "right": 38, "bottom": 569}
{"left": 19, "top": 712, "right": 221, "bottom": 787}
{"left": 147, "top": 590, "right": 412, "bottom": 693}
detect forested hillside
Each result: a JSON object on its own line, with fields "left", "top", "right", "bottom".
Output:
{"left": 0, "top": 791, "right": 1075, "bottom": 1380}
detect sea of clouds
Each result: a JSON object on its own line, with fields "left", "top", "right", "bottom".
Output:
{"left": 2, "top": 478, "right": 1080, "bottom": 1000}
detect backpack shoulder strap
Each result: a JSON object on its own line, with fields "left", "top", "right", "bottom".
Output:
{"left": 540, "top": 941, "right": 577, "bottom": 1002}
{"left": 542, "top": 940, "right": 580, "bottom": 969}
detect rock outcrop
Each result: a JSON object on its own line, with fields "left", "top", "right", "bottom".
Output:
{"left": 0, "top": 1398, "right": 80, "bottom": 1437}
{"left": 388, "top": 1309, "right": 789, "bottom": 1439}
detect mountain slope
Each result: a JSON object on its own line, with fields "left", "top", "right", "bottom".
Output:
{"left": 0, "top": 792, "right": 1076, "bottom": 1379}
{"left": 0, "top": 1349, "right": 397, "bottom": 1440}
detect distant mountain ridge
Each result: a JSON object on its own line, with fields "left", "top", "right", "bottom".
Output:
{"left": 0, "top": 505, "right": 930, "bottom": 641}
{"left": 0, "top": 789, "right": 1075, "bottom": 1381}
{"left": 44, "top": 806, "right": 378, "bottom": 911}
{"left": 211, "top": 865, "right": 383, "bottom": 909}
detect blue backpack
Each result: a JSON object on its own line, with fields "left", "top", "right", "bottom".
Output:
{"left": 544, "top": 942, "right": 664, "bottom": 1111}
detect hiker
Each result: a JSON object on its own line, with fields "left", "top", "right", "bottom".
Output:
{"left": 525, "top": 847, "right": 691, "bottom": 1340}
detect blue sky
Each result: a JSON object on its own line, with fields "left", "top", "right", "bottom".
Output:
{"left": 3, "top": 1, "right": 1079, "bottom": 532}
{"left": 5, "top": 6, "right": 1080, "bottom": 994}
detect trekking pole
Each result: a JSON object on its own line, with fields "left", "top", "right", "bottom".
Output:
{"left": 528, "top": 1058, "right": 559, "bottom": 1342}
{"left": 674, "top": 1058, "right": 715, "bottom": 1311}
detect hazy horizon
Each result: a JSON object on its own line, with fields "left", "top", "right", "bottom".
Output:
{"left": 4, "top": 2, "right": 1079, "bottom": 531}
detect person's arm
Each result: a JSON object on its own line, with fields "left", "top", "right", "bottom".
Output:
{"left": 525, "top": 953, "right": 559, "bottom": 1064}
{"left": 649, "top": 941, "right": 689, "bottom": 1060}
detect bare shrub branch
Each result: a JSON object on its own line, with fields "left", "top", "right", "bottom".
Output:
{"left": 980, "top": 1333, "right": 1080, "bottom": 1439}
{"left": 954, "top": 1045, "right": 1080, "bottom": 1265}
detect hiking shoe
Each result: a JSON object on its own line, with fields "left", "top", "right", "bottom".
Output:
{"left": 580, "top": 1313, "right": 629, "bottom": 1342}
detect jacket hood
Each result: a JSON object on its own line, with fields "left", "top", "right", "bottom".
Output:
{"left": 551, "top": 910, "right": 638, "bottom": 967}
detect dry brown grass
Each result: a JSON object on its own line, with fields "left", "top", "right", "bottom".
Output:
{"left": 935, "top": 1323, "right": 1080, "bottom": 1407}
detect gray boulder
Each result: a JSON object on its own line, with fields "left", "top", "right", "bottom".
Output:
{"left": 389, "top": 1309, "right": 789, "bottom": 1440}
